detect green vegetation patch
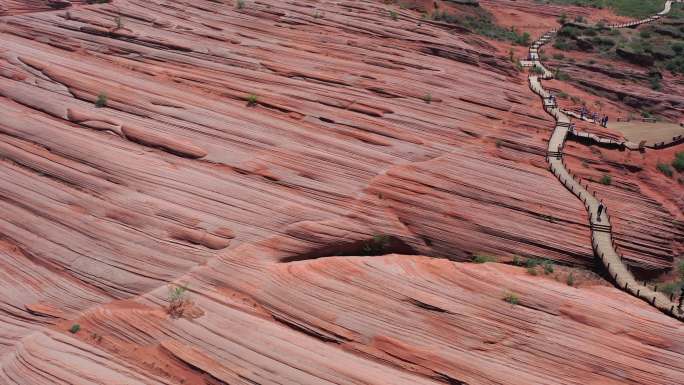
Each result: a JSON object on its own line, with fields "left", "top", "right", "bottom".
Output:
{"left": 538, "top": 0, "right": 666, "bottom": 18}
{"left": 429, "top": 8, "right": 531, "bottom": 45}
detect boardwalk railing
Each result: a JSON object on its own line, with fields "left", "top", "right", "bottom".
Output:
{"left": 522, "top": 0, "right": 684, "bottom": 321}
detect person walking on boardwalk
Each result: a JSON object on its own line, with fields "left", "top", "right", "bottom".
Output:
{"left": 597, "top": 202, "right": 605, "bottom": 221}
{"left": 592, "top": 112, "right": 598, "bottom": 123}
{"left": 603, "top": 115, "right": 609, "bottom": 127}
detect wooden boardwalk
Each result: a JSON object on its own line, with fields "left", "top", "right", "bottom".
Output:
{"left": 525, "top": 0, "right": 684, "bottom": 320}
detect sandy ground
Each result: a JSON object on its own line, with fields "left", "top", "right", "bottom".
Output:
{"left": 609, "top": 121, "right": 684, "bottom": 144}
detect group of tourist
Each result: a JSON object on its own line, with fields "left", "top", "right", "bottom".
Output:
{"left": 579, "top": 105, "right": 609, "bottom": 127}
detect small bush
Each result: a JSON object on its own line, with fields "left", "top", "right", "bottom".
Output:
{"left": 389, "top": 10, "right": 398, "bottom": 20}
{"left": 672, "top": 152, "right": 684, "bottom": 172}
{"left": 525, "top": 258, "right": 540, "bottom": 268}
{"left": 649, "top": 76, "right": 662, "bottom": 91}
{"left": 527, "top": 266, "right": 538, "bottom": 275}
{"left": 473, "top": 254, "right": 496, "bottom": 263}
{"left": 69, "top": 324, "right": 81, "bottom": 334}
{"left": 662, "top": 281, "right": 682, "bottom": 295}
{"left": 657, "top": 162, "right": 673, "bottom": 177}
{"left": 422, "top": 93, "right": 432, "bottom": 104}
{"left": 95, "top": 93, "right": 108, "bottom": 108}
{"left": 236, "top": 0, "right": 245, "bottom": 9}
{"left": 246, "top": 94, "right": 259, "bottom": 106}
{"left": 503, "top": 292, "right": 520, "bottom": 305}
{"left": 515, "top": 32, "right": 531, "bottom": 46}
{"left": 542, "top": 260, "right": 555, "bottom": 274}
{"left": 599, "top": 174, "right": 612, "bottom": 185}
{"left": 512, "top": 255, "right": 523, "bottom": 266}
{"left": 566, "top": 273, "right": 575, "bottom": 286}
{"left": 361, "top": 235, "right": 390, "bottom": 256}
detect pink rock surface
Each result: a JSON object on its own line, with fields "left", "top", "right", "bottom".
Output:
{"left": 0, "top": 0, "right": 682, "bottom": 383}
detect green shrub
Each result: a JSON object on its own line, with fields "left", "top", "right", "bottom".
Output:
{"left": 673, "top": 43, "right": 684, "bottom": 54}
{"left": 246, "top": 94, "right": 259, "bottom": 106}
{"left": 389, "top": 10, "right": 398, "bottom": 20}
{"left": 672, "top": 152, "right": 684, "bottom": 172}
{"left": 566, "top": 273, "right": 575, "bottom": 286}
{"left": 95, "top": 93, "right": 108, "bottom": 108}
{"left": 525, "top": 258, "right": 541, "bottom": 268}
{"left": 600, "top": 174, "right": 612, "bottom": 185}
{"left": 504, "top": 292, "right": 520, "bottom": 305}
{"left": 515, "top": 32, "right": 532, "bottom": 46}
{"left": 361, "top": 235, "right": 390, "bottom": 256}
{"left": 649, "top": 76, "right": 662, "bottom": 91}
{"left": 657, "top": 162, "right": 673, "bottom": 177}
{"left": 662, "top": 281, "right": 682, "bottom": 295}
{"left": 69, "top": 324, "right": 81, "bottom": 334}
{"left": 527, "top": 266, "right": 538, "bottom": 275}
{"left": 473, "top": 254, "right": 496, "bottom": 263}
{"left": 236, "top": 0, "right": 245, "bottom": 9}
{"left": 512, "top": 255, "right": 523, "bottom": 266}
{"left": 429, "top": 9, "right": 531, "bottom": 45}
{"left": 422, "top": 93, "right": 432, "bottom": 104}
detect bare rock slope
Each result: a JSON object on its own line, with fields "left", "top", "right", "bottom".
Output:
{"left": 0, "top": 0, "right": 683, "bottom": 384}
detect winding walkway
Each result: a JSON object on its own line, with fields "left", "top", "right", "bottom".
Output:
{"left": 525, "top": 0, "right": 684, "bottom": 320}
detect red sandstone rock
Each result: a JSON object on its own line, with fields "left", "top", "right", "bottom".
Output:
{"left": 0, "top": 0, "right": 682, "bottom": 384}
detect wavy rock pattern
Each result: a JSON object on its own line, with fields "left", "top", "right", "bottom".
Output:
{"left": 0, "top": 0, "right": 682, "bottom": 384}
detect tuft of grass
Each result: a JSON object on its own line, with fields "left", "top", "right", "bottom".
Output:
{"left": 95, "top": 93, "right": 108, "bottom": 108}
{"left": 69, "top": 324, "right": 81, "bottom": 334}
{"left": 503, "top": 292, "right": 520, "bottom": 305}
{"left": 168, "top": 284, "right": 188, "bottom": 303}
{"left": 512, "top": 255, "right": 523, "bottom": 266}
{"left": 473, "top": 254, "right": 496, "bottom": 263}
{"left": 527, "top": 266, "right": 538, "bottom": 275}
{"left": 236, "top": 0, "right": 245, "bottom": 9}
{"left": 422, "top": 93, "right": 432, "bottom": 104}
{"left": 600, "top": 174, "right": 612, "bottom": 185}
{"left": 389, "top": 10, "right": 398, "bottom": 20}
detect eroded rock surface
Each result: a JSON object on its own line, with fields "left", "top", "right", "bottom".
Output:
{"left": 0, "top": 0, "right": 682, "bottom": 384}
